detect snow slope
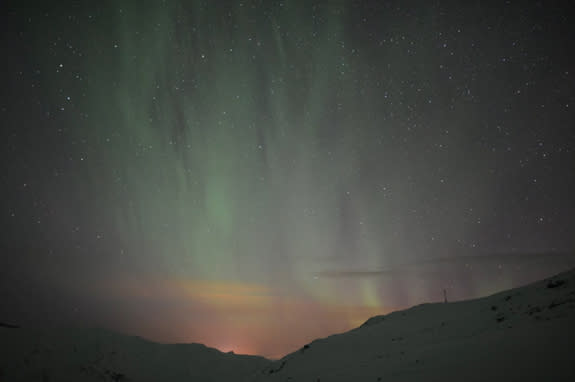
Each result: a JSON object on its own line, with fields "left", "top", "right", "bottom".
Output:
{"left": 0, "top": 326, "right": 270, "bottom": 381}
{"left": 250, "top": 268, "right": 575, "bottom": 381}
{"left": 2, "top": 268, "right": 574, "bottom": 381}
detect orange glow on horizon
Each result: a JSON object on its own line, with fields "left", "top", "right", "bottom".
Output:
{"left": 97, "top": 277, "right": 397, "bottom": 359}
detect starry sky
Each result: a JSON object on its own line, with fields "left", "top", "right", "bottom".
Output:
{"left": 1, "top": 0, "right": 574, "bottom": 359}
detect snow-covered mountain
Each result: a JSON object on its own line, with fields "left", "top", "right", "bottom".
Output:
{"left": 2, "top": 268, "right": 574, "bottom": 381}
{"left": 0, "top": 326, "right": 270, "bottom": 381}
{"left": 250, "top": 268, "right": 575, "bottom": 381}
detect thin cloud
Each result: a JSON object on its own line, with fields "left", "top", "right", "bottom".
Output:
{"left": 314, "top": 251, "right": 575, "bottom": 279}
{"left": 314, "top": 269, "right": 397, "bottom": 278}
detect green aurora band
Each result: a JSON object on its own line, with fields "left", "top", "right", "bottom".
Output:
{"left": 23, "top": 1, "right": 551, "bottom": 355}
{"left": 68, "top": 1, "right": 396, "bottom": 295}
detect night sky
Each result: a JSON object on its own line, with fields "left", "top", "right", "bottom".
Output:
{"left": 1, "top": 0, "right": 574, "bottom": 359}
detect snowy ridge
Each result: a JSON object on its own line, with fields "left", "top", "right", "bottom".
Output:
{"left": 1, "top": 268, "right": 574, "bottom": 381}
{"left": 250, "top": 268, "right": 575, "bottom": 381}
{"left": 0, "top": 326, "right": 270, "bottom": 381}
